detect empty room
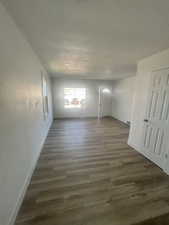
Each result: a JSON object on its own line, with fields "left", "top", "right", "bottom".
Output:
{"left": 1, "top": 1, "right": 169, "bottom": 225}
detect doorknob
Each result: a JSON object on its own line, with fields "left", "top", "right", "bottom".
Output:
{"left": 144, "top": 119, "right": 149, "bottom": 122}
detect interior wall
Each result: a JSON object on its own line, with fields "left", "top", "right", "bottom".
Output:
{"left": 128, "top": 47, "right": 169, "bottom": 172}
{"left": 111, "top": 76, "right": 136, "bottom": 123}
{"left": 0, "top": 3, "right": 53, "bottom": 225}
{"left": 52, "top": 77, "right": 113, "bottom": 118}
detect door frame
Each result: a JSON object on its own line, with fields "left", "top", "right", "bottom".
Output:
{"left": 97, "top": 87, "right": 111, "bottom": 120}
{"left": 98, "top": 87, "right": 102, "bottom": 119}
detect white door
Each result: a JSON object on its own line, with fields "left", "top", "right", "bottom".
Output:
{"left": 142, "top": 68, "right": 169, "bottom": 169}
{"left": 98, "top": 88, "right": 112, "bottom": 119}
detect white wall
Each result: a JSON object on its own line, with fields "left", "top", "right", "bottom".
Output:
{"left": 128, "top": 48, "right": 169, "bottom": 168}
{"left": 52, "top": 77, "right": 113, "bottom": 118}
{"left": 111, "top": 76, "right": 136, "bottom": 123}
{"left": 0, "top": 3, "right": 53, "bottom": 225}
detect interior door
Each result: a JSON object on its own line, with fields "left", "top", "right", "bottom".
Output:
{"left": 142, "top": 68, "right": 169, "bottom": 169}
{"left": 98, "top": 88, "right": 112, "bottom": 119}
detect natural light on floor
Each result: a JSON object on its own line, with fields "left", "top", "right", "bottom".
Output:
{"left": 64, "top": 88, "right": 86, "bottom": 108}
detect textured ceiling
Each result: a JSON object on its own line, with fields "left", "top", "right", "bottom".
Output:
{"left": 1, "top": 0, "right": 169, "bottom": 79}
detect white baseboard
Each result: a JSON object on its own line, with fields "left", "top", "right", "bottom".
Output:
{"left": 128, "top": 140, "right": 169, "bottom": 175}
{"left": 128, "top": 140, "right": 156, "bottom": 163}
{"left": 163, "top": 167, "right": 169, "bottom": 175}
{"left": 54, "top": 116, "right": 98, "bottom": 119}
{"left": 8, "top": 120, "right": 52, "bottom": 225}
{"left": 111, "top": 116, "right": 129, "bottom": 125}
{"left": 8, "top": 154, "right": 39, "bottom": 225}
{"left": 127, "top": 140, "right": 139, "bottom": 150}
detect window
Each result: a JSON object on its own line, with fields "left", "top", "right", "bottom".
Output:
{"left": 64, "top": 88, "right": 86, "bottom": 108}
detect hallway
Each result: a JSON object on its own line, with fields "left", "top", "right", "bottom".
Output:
{"left": 15, "top": 118, "right": 169, "bottom": 225}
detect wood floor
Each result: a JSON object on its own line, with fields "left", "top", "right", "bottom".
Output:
{"left": 15, "top": 118, "right": 169, "bottom": 225}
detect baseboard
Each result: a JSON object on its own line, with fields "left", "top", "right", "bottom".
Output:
{"left": 54, "top": 116, "right": 98, "bottom": 120}
{"left": 128, "top": 140, "right": 152, "bottom": 160}
{"left": 128, "top": 140, "right": 167, "bottom": 175}
{"left": 8, "top": 119, "right": 53, "bottom": 225}
{"left": 8, "top": 154, "right": 39, "bottom": 225}
{"left": 54, "top": 116, "right": 115, "bottom": 120}
{"left": 111, "top": 116, "right": 130, "bottom": 126}
{"left": 163, "top": 167, "right": 169, "bottom": 175}
{"left": 127, "top": 140, "right": 138, "bottom": 150}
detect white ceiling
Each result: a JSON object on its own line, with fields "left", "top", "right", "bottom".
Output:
{"left": 2, "top": 0, "right": 169, "bottom": 80}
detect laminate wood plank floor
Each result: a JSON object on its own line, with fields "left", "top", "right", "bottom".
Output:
{"left": 15, "top": 118, "right": 169, "bottom": 225}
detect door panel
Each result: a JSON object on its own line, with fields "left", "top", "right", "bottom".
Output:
{"left": 142, "top": 68, "right": 169, "bottom": 169}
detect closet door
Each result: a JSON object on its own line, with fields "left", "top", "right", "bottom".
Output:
{"left": 142, "top": 68, "right": 169, "bottom": 169}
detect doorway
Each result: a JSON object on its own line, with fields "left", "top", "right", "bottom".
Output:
{"left": 98, "top": 87, "right": 112, "bottom": 119}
